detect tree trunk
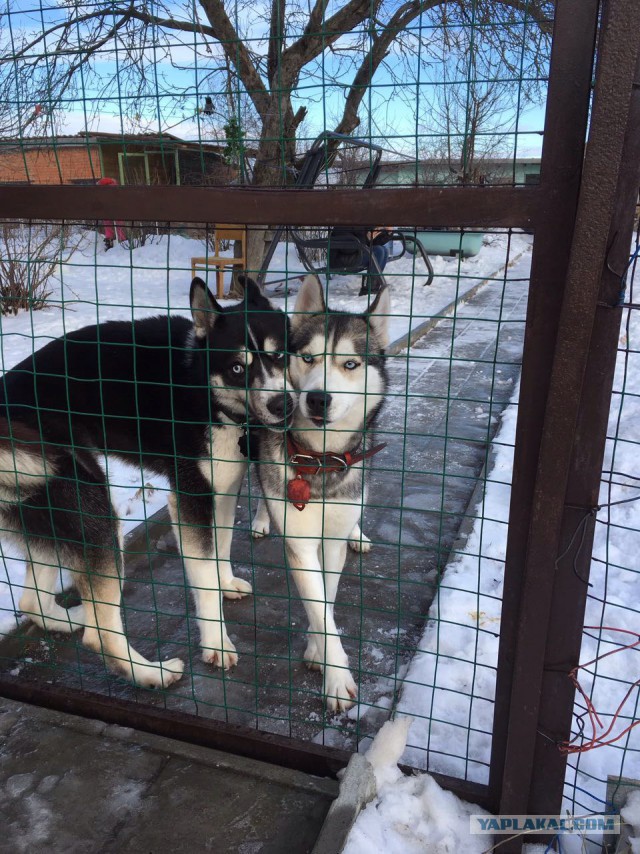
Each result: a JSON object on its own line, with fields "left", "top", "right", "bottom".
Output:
{"left": 228, "top": 94, "right": 297, "bottom": 294}
{"left": 227, "top": 226, "right": 270, "bottom": 297}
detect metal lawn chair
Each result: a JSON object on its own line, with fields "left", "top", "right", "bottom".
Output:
{"left": 257, "top": 132, "right": 434, "bottom": 292}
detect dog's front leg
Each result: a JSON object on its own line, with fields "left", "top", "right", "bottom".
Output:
{"left": 213, "top": 489, "right": 252, "bottom": 600}
{"left": 303, "top": 537, "right": 347, "bottom": 670}
{"left": 168, "top": 491, "right": 237, "bottom": 669}
{"left": 286, "top": 539, "right": 357, "bottom": 712}
{"left": 250, "top": 496, "right": 271, "bottom": 539}
{"left": 348, "top": 521, "right": 371, "bottom": 554}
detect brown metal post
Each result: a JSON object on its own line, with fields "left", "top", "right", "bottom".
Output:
{"left": 489, "top": 0, "right": 600, "bottom": 812}
{"left": 529, "top": 29, "right": 640, "bottom": 819}
{"left": 495, "top": 0, "right": 640, "bottom": 845}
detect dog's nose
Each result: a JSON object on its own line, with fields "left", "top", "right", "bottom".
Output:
{"left": 307, "top": 391, "right": 332, "bottom": 417}
{"left": 267, "top": 393, "right": 294, "bottom": 419}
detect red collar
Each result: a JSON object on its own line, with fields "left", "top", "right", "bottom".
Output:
{"left": 286, "top": 432, "right": 387, "bottom": 510}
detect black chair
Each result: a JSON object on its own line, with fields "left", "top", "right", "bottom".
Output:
{"left": 288, "top": 226, "right": 411, "bottom": 295}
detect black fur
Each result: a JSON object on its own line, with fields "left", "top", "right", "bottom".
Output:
{"left": 0, "top": 278, "right": 289, "bottom": 683}
{"left": 2, "top": 305, "right": 284, "bottom": 493}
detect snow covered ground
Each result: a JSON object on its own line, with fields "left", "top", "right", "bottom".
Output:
{"left": 0, "top": 226, "right": 528, "bottom": 633}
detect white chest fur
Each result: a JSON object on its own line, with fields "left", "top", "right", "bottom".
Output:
{"left": 198, "top": 425, "right": 247, "bottom": 494}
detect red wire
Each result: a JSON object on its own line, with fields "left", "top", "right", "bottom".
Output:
{"left": 560, "top": 626, "right": 640, "bottom": 754}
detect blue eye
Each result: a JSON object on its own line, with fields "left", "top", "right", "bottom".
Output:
{"left": 344, "top": 360, "right": 359, "bottom": 370}
{"left": 231, "top": 363, "right": 245, "bottom": 375}
{"left": 302, "top": 354, "right": 314, "bottom": 364}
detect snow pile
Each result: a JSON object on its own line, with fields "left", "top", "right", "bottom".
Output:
{"left": 344, "top": 717, "right": 492, "bottom": 854}
{"left": 365, "top": 717, "right": 413, "bottom": 789}
{"left": 622, "top": 790, "right": 640, "bottom": 854}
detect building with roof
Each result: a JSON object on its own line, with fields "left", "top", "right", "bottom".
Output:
{"left": 0, "top": 132, "right": 233, "bottom": 186}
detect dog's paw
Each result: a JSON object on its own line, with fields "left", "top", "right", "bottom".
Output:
{"left": 202, "top": 640, "right": 238, "bottom": 670}
{"left": 348, "top": 530, "right": 371, "bottom": 554}
{"left": 132, "top": 657, "right": 184, "bottom": 689}
{"left": 251, "top": 515, "right": 271, "bottom": 539}
{"left": 222, "top": 576, "right": 253, "bottom": 600}
{"left": 324, "top": 666, "right": 358, "bottom": 713}
{"left": 304, "top": 638, "right": 323, "bottom": 672}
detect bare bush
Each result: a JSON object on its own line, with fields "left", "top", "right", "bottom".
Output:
{"left": 0, "top": 220, "right": 79, "bottom": 315}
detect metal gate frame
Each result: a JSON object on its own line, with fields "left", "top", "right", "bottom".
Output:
{"left": 493, "top": 1, "right": 640, "bottom": 839}
{"left": 1, "top": 0, "right": 639, "bottom": 845}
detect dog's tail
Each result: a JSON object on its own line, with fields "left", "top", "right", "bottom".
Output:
{"left": 0, "top": 417, "right": 55, "bottom": 498}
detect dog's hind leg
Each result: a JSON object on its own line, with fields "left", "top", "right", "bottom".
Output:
{"left": 287, "top": 538, "right": 357, "bottom": 712}
{"left": 32, "top": 461, "right": 184, "bottom": 688}
{"left": 19, "top": 559, "right": 84, "bottom": 633}
{"left": 168, "top": 491, "right": 238, "bottom": 669}
{"left": 78, "top": 549, "right": 184, "bottom": 688}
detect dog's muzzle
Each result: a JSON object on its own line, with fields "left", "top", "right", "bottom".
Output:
{"left": 306, "top": 391, "right": 331, "bottom": 417}
{"left": 264, "top": 392, "right": 296, "bottom": 427}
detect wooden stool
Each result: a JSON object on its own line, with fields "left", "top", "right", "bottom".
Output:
{"left": 191, "top": 223, "right": 247, "bottom": 298}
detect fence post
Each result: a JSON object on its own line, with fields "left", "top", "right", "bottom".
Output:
{"left": 489, "top": 0, "right": 600, "bottom": 812}
{"left": 526, "top": 25, "right": 640, "bottom": 822}
{"left": 493, "top": 0, "right": 640, "bottom": 846}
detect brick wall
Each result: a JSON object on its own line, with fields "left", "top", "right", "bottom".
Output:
{"left": 0, "top": 145, "right": 101, "bottom": 184}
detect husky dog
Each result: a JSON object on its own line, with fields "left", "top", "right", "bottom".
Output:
{"left": 0, "top": 277, "right": 291, "bottom": 688}
{"left": 255, "top": 275, "right": 389, "bottom": 711}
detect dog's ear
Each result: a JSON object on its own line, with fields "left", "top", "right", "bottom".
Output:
{"left": 190, "top": 277, "right": 221, "bottom": 337}
{"left": 292, "top": 275, "right": 325, "bottom": 328}
{"left": 238, "top": 275, "right": 269, "bottom": 307}
{"left": 366, "top": 285, "right": 391, "bottom": 350}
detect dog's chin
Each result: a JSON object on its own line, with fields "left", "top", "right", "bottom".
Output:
{"left": 300, "top": 412, "right": 333, "bottom": 427}
{"left": 262, "top": 413, "right": 295, "bottom": 432}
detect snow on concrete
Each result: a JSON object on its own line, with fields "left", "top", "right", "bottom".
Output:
{"left": 395, "top": 383, "right": 518, "bottom": 781}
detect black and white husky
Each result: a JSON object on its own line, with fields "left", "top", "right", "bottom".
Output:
{"left": 254, "top": 275, "right": 389, "bottom": 711}
{"left": 0, "top": 277, "right": 291, "bottom": 688}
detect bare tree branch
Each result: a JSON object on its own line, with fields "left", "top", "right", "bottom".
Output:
{"left": 199, "top": 0, "right": 270, "bottom": 119}
{"left": 267, "top": 0, "right": 287, "bottom": 84}
{"left": 280, "top": 0, "right": 375, "bottom": 83}
{"left": 0, "top": 0, "right": 554, "bottom": 206}
{"left": 333, "top": 0, "right": 438, "bottom": 137}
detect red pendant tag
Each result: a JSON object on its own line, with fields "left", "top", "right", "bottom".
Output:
{"left": 287, "top": 475, "right": 311, "bottom": 511}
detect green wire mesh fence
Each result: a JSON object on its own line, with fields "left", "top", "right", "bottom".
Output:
{"left": 2, "top": 1, "right": 640, "bottom": 847}
{"left": 0, "top": 219, "right": 529, "bottom": 761}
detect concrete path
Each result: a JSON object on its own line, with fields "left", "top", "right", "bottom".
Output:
{"left": 0, "top": 252, "right": 530, "bottom": 755}
{"left": 0, "top": 697, "right": 336, "bottom": 853}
